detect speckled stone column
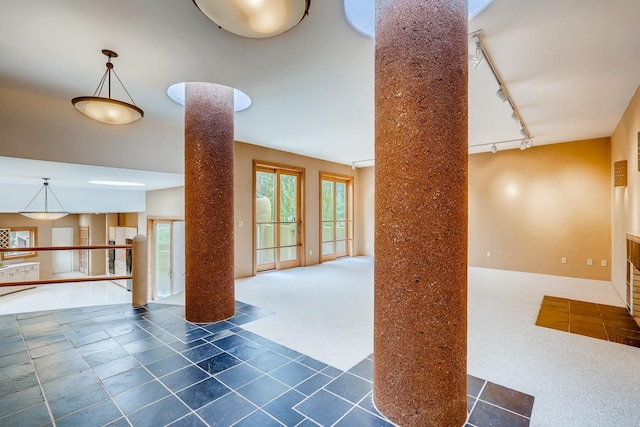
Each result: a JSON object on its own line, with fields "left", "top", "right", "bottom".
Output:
{"left": 184, "top": 82, "right": 235, "bottom": 323}
{"left": 373, "top": 1, "right": 468, "bottom": 426}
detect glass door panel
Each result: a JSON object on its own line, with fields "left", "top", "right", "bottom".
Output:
{"left": 279, "top": 173, "right": 298, "bottom": 266}
{"left": 154, "top": 222, "right": 171, "bottom": 298}
{"left": 321, "top": 176, "right": 352, "bottom": 261}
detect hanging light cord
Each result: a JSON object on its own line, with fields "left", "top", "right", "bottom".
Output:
{"left": 92, "top": 56, "right": 139, "bottom": 107}
{"left": 22, "top": 179, "right": 66, "bottom": 212}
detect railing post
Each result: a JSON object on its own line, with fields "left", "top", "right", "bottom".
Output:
{"left": 132, "top": 234, "right": 148, "bottom": 307}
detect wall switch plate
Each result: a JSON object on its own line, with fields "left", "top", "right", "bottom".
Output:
{"left": 601, "top": 260, "right": 608, "bottom": 267}
{"left": 309, "top": 250, "right": 312, "bottom": 256}
{"left": 237, "top": 220, "right": 243, "bottom": 227}
{"left": 486, "top": 251, "right": 492, "bottom": 258}
{"left": 587, "top": 259, "right": 593, "bottom": 266}
{"left": 561, "top": 257, "right": 567, "bottom": 264}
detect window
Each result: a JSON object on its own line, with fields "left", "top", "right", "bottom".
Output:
{"left": 320, "top": 173, "right": 353, "bottom": 261}
{"left": 1, "top": 227, "right": 38, "bottom": 260}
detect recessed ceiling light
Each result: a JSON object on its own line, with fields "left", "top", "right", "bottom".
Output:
{"left": 166, "top": 82, "right": 251, "bottom": 112}
{"left": 344, "top": 0, "right": 494, "bottom": 38}
{"left": 89, "top": 180, "right": 145, "bottom": 187}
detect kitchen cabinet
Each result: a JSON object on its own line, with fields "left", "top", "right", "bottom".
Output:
{"left": 0, "top": 262, "right": 40, "bottom": 296}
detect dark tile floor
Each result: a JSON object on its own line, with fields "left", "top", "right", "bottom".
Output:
{"left": 0, "top": 301, "right": 534, "bottom": 426}
{"left": 536, "top": 295, "right": 640, "bottom": 347}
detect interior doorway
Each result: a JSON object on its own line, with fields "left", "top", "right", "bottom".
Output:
{"left": 150, "top": 219, "right": 185, "bottom": 299}
{"left": 52, "top": 227, "right": 73, "bottom": 274}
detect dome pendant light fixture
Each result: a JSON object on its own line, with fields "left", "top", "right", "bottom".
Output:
{"left": 72, "top": 50, "right": 143, "bottom": 125}
{"left": 193, "top": 0, "right": 311, "bottom": 38}
{"left": 20, "top": 178, "right": 69, "bottom": 221}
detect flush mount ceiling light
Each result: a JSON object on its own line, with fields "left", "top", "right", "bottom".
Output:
{"left": 193, "top": 0, "right": 311, "bottom": 38}
{"left": 71, "top": 49, "right": 143, "bottom": 125}
{"left": 20, "top": 178, "right": 69, "bottom": 220}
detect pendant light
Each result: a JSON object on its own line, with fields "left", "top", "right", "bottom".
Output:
{"left": 72, "top": 50, "right": 143, "bottom": 125}
{"left": 20, "top": 178, "right": 69, "bottom": 220}
{"left": 193, "top": 0, "right": 311, "bottom": 38}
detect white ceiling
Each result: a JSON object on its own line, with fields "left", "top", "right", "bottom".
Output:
{"left": 0, "top": 0, "right": 639, "bottom": 192}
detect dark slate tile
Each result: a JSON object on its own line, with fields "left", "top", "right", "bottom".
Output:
{"left": 0, "top": 401, "right": 51, "bottom": 427}
{"left": 83, "top": 345, "right": 129, "bottom": 367}
{"left": 263, "top": 389, "right": 306, "bottom": 426}
{"left": 215, "top": 363, "right": 264, "bottom": 389}
{"left": 0, "top": 336, "right": 26, "bottom": 357}
{"left": 295, "top": 389, "right": 353, "bottom": 427}
{"left": 176, "top": 377, "right": 231, "bottom": 410}
{"left": 160, "top": 365, "right": 210, "bottom": 393}
{"left": 468, "top": 395, "right": 476, "bottom": 414}
{"left": 55, "top": 399, "right": 122, "bottom": 427}
{"left": 296, "top": 419, "right": 321, "bottom": 426}
{"left": 41, "top": 369, "right": 99, "bottom": 400}
{"left": 226, "top": 342, "right": 268, "bottom": 362}
{"left": 145, "top": 353, "right": 191, "bottom": 378}
{"left": 227, "top": 314, "right": 255, "bottom": 326}
{"left": 127, "top": 395, "right": 191, "bottom": 427}
{"left": 134, "top": 344, "right": 176, "bottom": 365}
{"left": 197, "top": 392, "right": 257, "bottom": 427}
{"left": 181, "top": 343, "right": 223, "bottom": 364}
{"left": 69, "top": 330, "right": 111, "bottom": 347}
{"left": 480, "top": 382, "right": 534, "bottom": 418}
{"left": 93, "top": 355, "right": 141, "bottom": 380}
{"left": 297, "top": 356, "right": 328, "bottom": 372}
{"left": 233, "top": 409, "right": 283, "bottom": 427}
{"left": 213, "top": 334, "right": 252, "bottom": 351}
{"left": 114, "top": 379, "right": 170, "bottom": 414}
{"left": 246, "top": 351, "right": 290, "bottom": 373}
{"left": 32, "top": 348, "right": 81, "bottom": 371}
{"left": 28, "top": 340, "right": 75, "bottom": 359}
{"left": 270, "top": 345, "right": 303, "bottom": 360}
{"left": 113, "top": 329, "right": 152, "bottom": 346}
{"left": 0, "top": 350, "right": 30, "bottom": 370}
{"left": 197, "top": 353, "right": 241, "bottom": 375}
{"left": 468, "top": 400, "right": 531, "bottom": 427}
{"left": 104, "top": 418, "right": 130, "bottom": 427}
{"left": 201, "top": 321, "right": 235, "bottom": 334}
{"left": 0, "top": 364, "right": 39, "bottom": 398}
{"left": 206, "top": 330, "right": 234, "bottom": 343}
{"left": 357, "top": 392, "right": 383, "bottom": 418}
{"left": 168, "top": 339, "right": 208, "bottom": 353}
{"left": 237, "top": 374, "right": 289, "bottom": 406}
{"left": 76, "top": 338, "right": 119, "bottom": 357}
{"left": 24, "top": 332, "right": 67, "bottom": 350}
{"left": 0, "top": 326, "right": 20, "bottom": 341}
{"left": 167, "top": 413, "right": 208, "bottom": 427}
{"left": 334, "top": 406, "right": 395, "bottom": 427}
{"left": 122, "top": 336, "right": 164, "bottom": 355}
{"left": 467, "top": 374, "right": 485, "bottom": 398}
{"left": 270, "top": 362, "right": 316, "bottom": 387}
{"left": 325, "top": 373, "right": 372, "bottom": 404}
{"left": 179, "top": 327, "right": 213, "bottom": 343}
{"left": 321, "top": 366, "right": 343, "bottom": 379}
{"left": 49, "top": 383, "right": 109, "bottom": 420}
{"left": 0, "top": 385, "right": 43, "bottom": 418}
{"left": 37, "top": 357, "right": 90, "bottom": 384}
{"left": 295, "top": 373, "right": 333, "bottom": 396}
{"left": 105, "top": 323, "right": 140, "bottom": 338}
{"left": 348, "top": 358, "right": 373, "bottom": 381}
{"left": 102, "top": 367, "right": 154, "bottom": 396}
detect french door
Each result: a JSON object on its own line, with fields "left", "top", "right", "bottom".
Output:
{"left": 151, "top": 219, "right": 185, "bottom": 299}
{"left": 321, "top": 174, "right": 353, "bottom": 261}
{"left": 255, "top": 163, "right": 303, "bottom": 272}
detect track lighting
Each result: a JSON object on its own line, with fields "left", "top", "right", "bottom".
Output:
{"left": 520, "top": 140, "right": 527, "bottom": 151}
{"left": 520, "top": 128, "right": 529, "bottom": 138}
{"left": 511, "top": 111, "right": 519, "bottom": 122}
{"left": 469, "top": 37, "right": 485, "bottom": 69}
{"left": 490, "top": 144, "right": 497, "bottom": 154}
{"left": 526, "top": 138, "right": 533, "bottom": 149}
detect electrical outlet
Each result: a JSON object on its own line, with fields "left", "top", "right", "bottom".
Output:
{"left": 561, "top": 257, "right": 567, "bottom": 264}
{"left": 309, "top": 250, "right": 313, "bottom": 256}
{"left": 237, "top": 220, "right": 243, "bottom": 227}
{"left": 601, "top": 260, "right": 608, "bottom": 267}
{"left": 587, "top": 259, "right": 593, "bottom": 266}
{"left": 486, "top": 251, "right": 492, "bottom": 258}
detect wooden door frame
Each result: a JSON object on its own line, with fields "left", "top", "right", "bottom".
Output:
{"left": 319, "top": 171, "right": 354, "bottom": 263}
{"left": 147, "top": 216, "right": 183, "bottom": 301}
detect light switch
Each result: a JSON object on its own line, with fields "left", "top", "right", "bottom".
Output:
{"left": 237, "top": 221, "right": 243, "bottom": 227}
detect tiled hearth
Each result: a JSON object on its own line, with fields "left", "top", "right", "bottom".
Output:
{"left": 0, "top": 302, "right": 534, "bottom": 426}
{"left": 536, "top": 295, "right": 640, "bottom": 347}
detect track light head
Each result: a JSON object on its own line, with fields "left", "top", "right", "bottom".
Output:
{"left": 511, "top": 111, "right": 520, "bottom": 122}
{"left": 520, "top": 139, "right": 528, "bottom": 150}
{"left": 351, "top": 163, "right": 356, "bottom": 170}
{"left": 526, "top": 138, "right": 533, "bottom": 149}
{"left": 496, "top": 87, "right": 509, "bottom": 102}
{"left": 490, "top": 144, "right": 498, "bottom": 154}
{"left": 520, "top": 128, "right": 530, "bottom": 138}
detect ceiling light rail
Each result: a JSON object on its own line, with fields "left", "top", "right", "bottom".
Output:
{"left": 469, "top": 137, "right": 533, "bottom": 154}
{"left": 470, "top": 30, "right": 533, "bottom": 151}
{"left": 351, "top": 159, "right": 375, "bottom": 169}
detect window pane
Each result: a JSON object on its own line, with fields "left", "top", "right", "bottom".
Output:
{"left": 257, "top": 248, "right": 275, "bottom": 265}
{"left": 336, "top": 182, "right": 346, "bottom": 220}
{"left": 279, "top": 247, "right": 297, "bottom": 262}
{"left": 336, "top": 240, "right": 346, "bottom": 253}
{"left": 322, "top": 180, "right": 334, "bottom": 221}
{"left": 256, "top": 224, "right": 275, "bottom": 250}
{"left": 322, "top": 241, "right": 334, "bottom": 256}
{"left": 155, "top": 223, "right": 171, "bottom": 298}
{"left": 322, "top": 221, "right": 334, "bottom": 243}
{"left": 336, "top": 221, "right": 346, "bottom": 240}
{"left": 279, "top": 223, "right": 297, "bottom": 248}
{"left": 280, "top": 174, "right": 297, "bottom": 222}
{"left": 256, "top": 171, "right": 276, "bottom": 222}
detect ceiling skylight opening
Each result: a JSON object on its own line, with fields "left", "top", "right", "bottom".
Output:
{"left": 89, "top": 180, "right": 145, "bottom": 187}
{"left": 166, "top": 82, "right": 252, "bottom": 112}
{"left": 344, "top": 0, "right": 494, "bottom": 38}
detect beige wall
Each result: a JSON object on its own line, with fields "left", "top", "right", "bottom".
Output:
{"left": 355, "top": 166, "right": 374, "bottom": 256}
{"left": 0, "top": 213, "right": 81, "bottom": 279}
{"left": 140, "top": 142, "right": 356, "bottom": 279}
{"left": 469, "top": 138, "right": 611, "bottom": 281}
{"left": 78, "top": 214, "right": 107, "bottom": 276}
{"left": 611, "top": 85, "right": 640, "bottom": 301}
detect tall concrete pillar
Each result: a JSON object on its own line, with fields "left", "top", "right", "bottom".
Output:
{"left": 184, "top": 82, "right": 235, "bottom": 323}
{"left": 373, "top": 1, "right": 468, "bottom": 426}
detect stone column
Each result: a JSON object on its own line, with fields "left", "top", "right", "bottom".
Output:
{"left": 184, "top": 82, "right": 235, "bottom": 323}
{"left": 373, "top": 1, "right": 468, "bottom": 426}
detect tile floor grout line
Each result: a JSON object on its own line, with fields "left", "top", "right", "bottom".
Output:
{"left": 465, "top": 380, "right": 486, "bottom": 424}
{"left": 475, "top": 397, "right": 533, "bottom": 420}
